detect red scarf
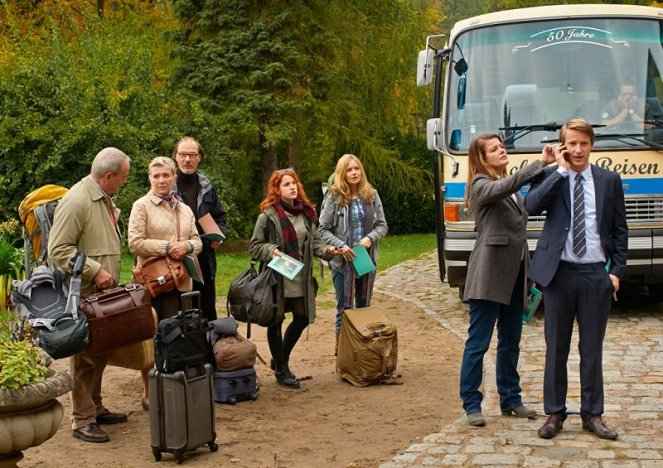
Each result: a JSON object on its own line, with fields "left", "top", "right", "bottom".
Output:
{"left": 272, "top": 200, "right": 317, "bottom": 260}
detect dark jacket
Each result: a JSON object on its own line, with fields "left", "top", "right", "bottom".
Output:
{"left": 178, "top": 171, "right": 227, "bottom": 281}
{"left": 525, "top": 164, "right": 628, "bottom": 287}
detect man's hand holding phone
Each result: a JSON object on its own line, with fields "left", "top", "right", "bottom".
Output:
{"left": 555, "top": 144, "right": 570, "bottom": 169}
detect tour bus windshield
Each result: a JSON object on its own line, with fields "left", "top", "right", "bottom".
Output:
{"left": 446, "top": 17, "right": 663, "bottom": 152}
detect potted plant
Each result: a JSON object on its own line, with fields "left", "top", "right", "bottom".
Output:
{"left": 0, "top": 239, "right": 72, "bottom": 466}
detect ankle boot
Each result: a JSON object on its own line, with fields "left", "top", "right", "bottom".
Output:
{"left": 275, "top": 363, "right": 300, "bottom": 388}
{"left": 271, "top": 358, "right": 296, "bottom": 379}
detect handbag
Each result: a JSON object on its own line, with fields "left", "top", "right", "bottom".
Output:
{"left": 132, "top": 206, "right": 190, "bottom": 298}
{"left": 226, "top": 262, "right": 278, "bottom": 338}
{"left": 79, "top": 283, "right": 154, "bottom": 356}
{"left": 132, "top": 256, "right": 188, "bottom": 298}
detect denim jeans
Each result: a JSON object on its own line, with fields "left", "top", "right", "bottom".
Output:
{"left": 331, "top": 266, "right": 367, "bottom": 333}
{"left": 459, "top": 269, "right": 525, "bottom": 415}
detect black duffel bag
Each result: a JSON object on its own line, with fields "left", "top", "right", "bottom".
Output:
{"left": 154, "top": 291, "right": 213, "bottom": 373}
{"left": 226, "top": 262, "right": 277, "bottom": 338}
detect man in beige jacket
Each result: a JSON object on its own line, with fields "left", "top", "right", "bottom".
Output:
{"left": 48, "top": 147, "right": 131, "bottom": 443}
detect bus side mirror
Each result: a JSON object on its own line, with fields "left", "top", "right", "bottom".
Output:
{"left": 426, "top": 118, "right": 443, "bottom": 151}
{"left": 417, "top": 49, "right": 434, "bottom": 87}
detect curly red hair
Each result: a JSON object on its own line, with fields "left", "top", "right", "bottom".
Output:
{"left": 259, "top": 169, "right": 316, "bottom": 212}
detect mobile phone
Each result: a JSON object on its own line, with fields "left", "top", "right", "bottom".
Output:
{"left": 559, "top": 144, "right": 569, "bottom": 162}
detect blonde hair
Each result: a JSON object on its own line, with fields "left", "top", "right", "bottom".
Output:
{"left": 149, "top": 156, "right": 176, "bottom": 174}
{"left": 464, "top": 134, "right": 507, "bottom": 210}
{"left": 560, "top": 118, "right": 595, "bottom": 145}
{"left": 330, "top": 154, "right": 375, "bottom": 206}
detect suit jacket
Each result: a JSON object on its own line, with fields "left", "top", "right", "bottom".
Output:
{"left": 463, "top": 160, "right": 544, "bottom": 305}
{"left": 524, "top": 164, "right": 628, "bottom": 287}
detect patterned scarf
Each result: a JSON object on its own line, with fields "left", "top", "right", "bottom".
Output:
{"left": 159, "top": 190, "right": 182, "bottom": 209}
{"left": 272, "top": 199, "right": 318, "bottom": 260}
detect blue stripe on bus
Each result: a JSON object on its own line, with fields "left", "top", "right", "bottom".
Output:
{"left": 444, "top": 178, "right": 663, "bottom": 199}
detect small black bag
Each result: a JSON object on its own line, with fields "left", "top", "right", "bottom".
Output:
{"left": 226, "top": 262, "right": 277, "bottom": 338}
{"left": 154, "top": 292, "right": 213, "bottom": 373}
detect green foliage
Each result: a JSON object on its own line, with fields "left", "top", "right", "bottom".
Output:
{"left": 0, "top": 312, "right": 49, "bottom": 390}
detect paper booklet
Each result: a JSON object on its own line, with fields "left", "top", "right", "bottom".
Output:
{"left": 183, "top": 254, "right": 204, "bottom": 284}
{"left": 267, "top": 252, "right": 304, "bottom": 280}
{"left": 351, "top": 244, "right": 376, "bottom": 277}
{"left": 198, "top": 213, "right": 226, "bottom": 243}
{"left": 523, "top": 285, "right": 542, "bottom": 323}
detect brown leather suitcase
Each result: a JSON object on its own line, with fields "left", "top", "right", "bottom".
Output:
{"left": 80, "top": 283, "right": 154, "bottom": 356}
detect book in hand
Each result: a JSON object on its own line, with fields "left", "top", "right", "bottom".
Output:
{"left": 523, "top": 285, "right": 542, "bottom": 323}
{"left": 351, "top": 244, "right": 376, "bottom": 277}
{"left": 198, "top": 213, "right": 225, "bottom": 243}
{"left": 267, "top": 252, "right": 304, "bottom": 280}
{"left": 183, "top": 254, "right": 204, "bottom": 284}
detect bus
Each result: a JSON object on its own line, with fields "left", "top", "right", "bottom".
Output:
{"left": 417, "top": 4, "right": 663, "bottom": 299}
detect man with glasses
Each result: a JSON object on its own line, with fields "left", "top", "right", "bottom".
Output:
{"left": 172, "top": 137, "right": 227, "bottom": 321}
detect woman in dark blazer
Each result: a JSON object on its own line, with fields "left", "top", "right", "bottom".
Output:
{"left": 460, "top": 134, "right": 555, "bottom": 426}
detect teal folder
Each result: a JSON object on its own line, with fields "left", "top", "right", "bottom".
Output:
{"left": 351, "top": 245, "right": 376, "bottom": 277}
{"left": 523, "top": 285, "right": 542, "bottom": 323}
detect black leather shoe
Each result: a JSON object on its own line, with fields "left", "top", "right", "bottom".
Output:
{"left": 275, "top": 370, "right": 300, "bottom": 388}
{"left": 72, "top": 423, "right": 110, "bottom": 443}
{"left": 538, "top": 414, "right": 563, "bottom": 439}
{"left": 96, "top": 409, "right": 128, "bottom": 425}
{"left": 582, "top": 415, "right": 618, "bottom": 440}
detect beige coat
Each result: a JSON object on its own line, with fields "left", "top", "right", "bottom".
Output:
{"left": 48, "top": 175, "right": 123, "bottom": 297}
{"left": 128, "top": 192, "right": 202, "bottom": 292}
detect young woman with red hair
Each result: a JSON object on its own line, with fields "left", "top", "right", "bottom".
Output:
{"left": 250, "top": 168, "right": 338, "bottom": 388}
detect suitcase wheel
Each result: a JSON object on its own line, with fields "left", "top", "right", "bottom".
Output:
{"left": 209, "top": 443, "right": 219, "bottom": 452}
{"left": 176, "top": 454, "right": 184, "bottom": 464}
{"left": 151, "top": 447, "right": 161, "bottom": 462}
{"left": 227, "top": 396, "right": 237, "bottom": 405}
{"left": 249, "top": 392, "right": 258, "bottom": 401}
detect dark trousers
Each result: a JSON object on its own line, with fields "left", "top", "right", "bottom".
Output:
{"left": 541, "top": 261, "right": 613, "bottom": 419}
{"left": 193, "top": 251, "right": 218, "bottom": 321}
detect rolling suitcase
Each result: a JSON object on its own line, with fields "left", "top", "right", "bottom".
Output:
{"left": 213, "top": 367, "right": 259, "bottom": 405}
{"left": 149, "top": 363, "right": 218, "bottom": 464}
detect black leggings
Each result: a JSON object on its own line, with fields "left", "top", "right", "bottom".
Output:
{"left": 267, "top": 297, "right": 308, "bottom": 364}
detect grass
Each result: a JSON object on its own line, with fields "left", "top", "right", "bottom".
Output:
{"left": 119, "top": 232, "right": 437, "bottom": 301}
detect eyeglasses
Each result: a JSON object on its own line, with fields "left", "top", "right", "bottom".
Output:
{"left": 177, "top": 152, "right": 200, "bottom": 160}
{"left": 277, "top": 167, "right": 295, "bottom": 175}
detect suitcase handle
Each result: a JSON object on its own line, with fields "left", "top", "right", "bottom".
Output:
{"left": 180, "top": 291, "right": 201, "bottom": 312}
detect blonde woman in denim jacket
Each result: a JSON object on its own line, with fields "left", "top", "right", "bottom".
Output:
{"left": 319, "top": 154, "right": 388, "bottom": 352}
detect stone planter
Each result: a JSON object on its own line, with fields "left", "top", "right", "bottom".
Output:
{"left": 0, "top": 370, "right": 73, "bottom": 464}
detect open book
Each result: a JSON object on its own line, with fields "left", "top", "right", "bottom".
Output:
{"left": 198, "top": 213, "right": 225, "bottom": 243}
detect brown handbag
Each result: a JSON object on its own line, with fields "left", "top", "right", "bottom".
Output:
{"left": 132, "top": 205, "right": 190, "bottom": 298}
{"left": 212, "top": 334, "right": 257, "bottom": 371}
{"left": 79, "top": 283, "right": 155, "bottom": 356}
{"left": 133, "top": 256, "right": 188, "bottom": 298}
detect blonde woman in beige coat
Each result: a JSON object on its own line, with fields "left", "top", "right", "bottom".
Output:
{"left": 128, "top": 156, "right": 202, "bottom": 409}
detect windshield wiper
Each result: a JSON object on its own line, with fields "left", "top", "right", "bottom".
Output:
{"left": 594, "top": 131, "right": 663, "bottom": 150}
{"left": 499, "top": 122, "right": 564, "bottom": 146}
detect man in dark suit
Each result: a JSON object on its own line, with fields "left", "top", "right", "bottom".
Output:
{"left": 525, "top": 118, "right": 627, "bottom": 440}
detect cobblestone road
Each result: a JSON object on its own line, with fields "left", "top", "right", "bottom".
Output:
{"left": 376, "top": 251, "right": 663, "bottom": 467}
